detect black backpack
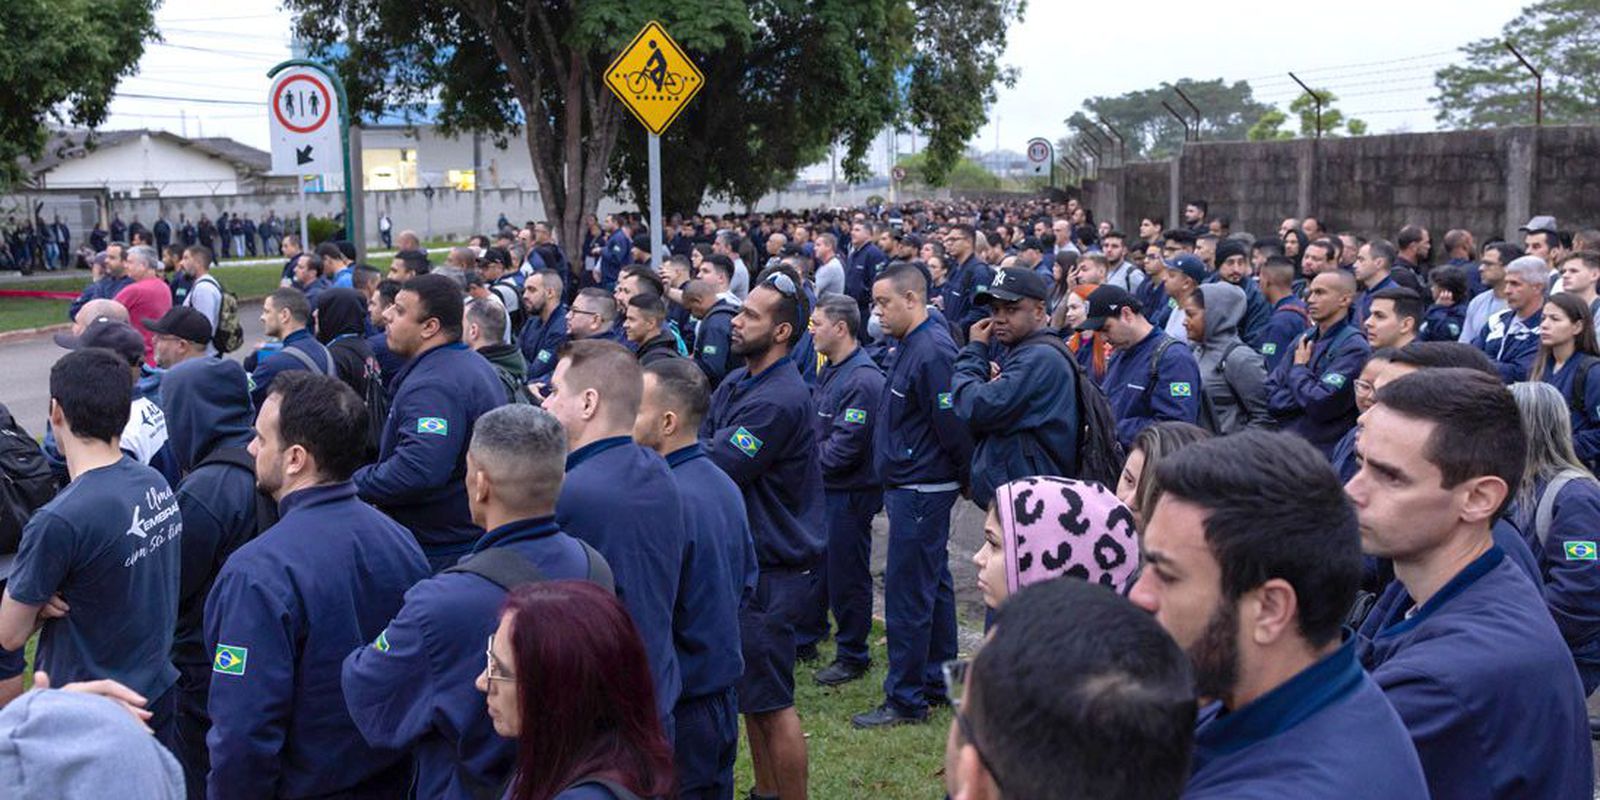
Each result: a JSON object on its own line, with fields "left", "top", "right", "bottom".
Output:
{"left": 0, "top": 403, "right": 59, "bottom": 554}
{"left": 1567, "top": 354, "right": 1600, "bottom": 421}
{"left": 328, "top": 339, "right": 390, "bottom": 456}
{"left": 195, "top": 447, "right": 280, "bottom": 534}
{"left": 1018, "top": 333, "right": 1126, "bottom": 488}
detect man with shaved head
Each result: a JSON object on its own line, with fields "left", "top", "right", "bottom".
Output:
{"left": 71, "top": 297, "right": 129, "bottom": 335}
{"left": 1265, "top": 269, "right": 1372, "bottom": 459}
{"left": 547, "top": 339, "right": 687, "bottom": 727}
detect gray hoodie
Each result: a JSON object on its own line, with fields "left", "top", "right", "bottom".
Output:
{"left": 1193, "top": 282, "right": 1273, "bottom": 434}
{"left": 0, "top": 689, "right": 185, "bottom": 799}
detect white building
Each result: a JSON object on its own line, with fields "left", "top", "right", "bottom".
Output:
{"left": 21, "top": 129, "right": 280, "bottom": 197}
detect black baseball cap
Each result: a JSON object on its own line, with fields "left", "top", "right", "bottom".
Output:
{"left": 54, "top": 319, "right": 145, "bottom": 366}
{"left": 1018, "top": 235, "right": 1044, "bottom": 252}
{"left": 976, "top": 267, "right": 1048, "bottom": 305}
{"left": 1078, "top": 284, "right": 1142, "bottom": 331}
{"left": 143, "top": 307, "right": 213, "bottom": 345}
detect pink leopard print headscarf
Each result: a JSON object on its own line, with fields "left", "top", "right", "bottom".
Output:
{"left": 994, "top": 477, "right": 1139, "bottom": 595}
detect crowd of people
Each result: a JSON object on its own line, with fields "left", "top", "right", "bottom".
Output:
{"left": 1, "top": 194, "right": 1599, "bottom": 800}
{"left": 2, "top": 208, "right": 300, "bottom": 274}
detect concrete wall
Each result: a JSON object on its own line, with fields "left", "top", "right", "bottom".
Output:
{"left": 1080, "top": 125, "right": 1599, "bottom": 242}
{"left": 39, "top": 132, "right": 245, "bottom": 196}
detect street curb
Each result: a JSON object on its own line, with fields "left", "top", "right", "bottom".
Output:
{"left": 0, "top": 295, "right": 270, "bottom": 344}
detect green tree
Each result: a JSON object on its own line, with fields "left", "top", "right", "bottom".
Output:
{"left": 1433, "top": 0, "right": 1600, "bottom": 128}
{"left": 0, "top": 0, "right": 157, "bottom": 188}
{"left": 895, "top": 151, "right": 999, "bottom": 192}
{"left": 1247, "top": 109, "right": 1294, "bottom": 141}
{"left": 1288, "top": 89, "right": 1366, "bottom": 137}
{"left": 1066, "top": 78, "right": 1274, "bottom": 161}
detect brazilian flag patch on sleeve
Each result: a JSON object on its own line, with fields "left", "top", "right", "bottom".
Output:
{"left": 937, "top": 392, "right": 954, "bottom": 409}
{"left": 1170, "top": 382, "right": 1192, "bottom": 397}
{"left": 213, "top": 644, "right": 248, "bottom": 676}
{"left": 1261, "top": 343, "right": 1277, "bottom": 356}
{"left": 417, "top": 417, "right": 449, "bottom": 435}
{"left": 731, "top": 426, "right": 764, "bottom": 458}
{"left": 373, "top": 629, "right": 391, "bottom": 653}
{"left": 1565, "top": 541, "right": 1597, "bottom": 561}
{"left": 843, "top": 408, "right": 868, "bottom": 424}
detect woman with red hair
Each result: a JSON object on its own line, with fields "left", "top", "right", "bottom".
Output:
{"left": 1057, "top": 283, "right": 1112, "bottom": 381}
{"left": 477, "top": 580, "right": 675, "bottom": 800}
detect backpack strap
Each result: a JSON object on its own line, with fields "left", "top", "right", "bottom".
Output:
{"left": 278, "top": 344, "right": 334, "bottom": 377}
{"left": 445, "top": 541, "right": 616, "bottom": 593}
{"left": 1568, "top": 355, "right": 1599, "bottom": 419}
{"left": 1145, "top": 336, "right": 1177, "bottom": 396}
{"left": 1535, "top": 469, "right": 1592, "bottom": 549}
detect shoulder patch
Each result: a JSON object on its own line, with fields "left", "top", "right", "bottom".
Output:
{"left": 417, "top": 417, "right": 449, "bottom": 435}
{"left": 1169, "top": 382, "right": 1192, "bottom": 398}
{"left": 535, "top": 350, "right": 552, "bottom": 363}
{"left": 702, "top": 344, "right": 718, "bottom": 355}
{"left": 843, "top": 408, "right": 868, "bottom": 424}
{"left": 1320, "top": 373, "right": 1348, "bottom": 388}
{"left": 1566, "top": 541, "right": 1597, "bottom": 561}
{"left": 213, "top": 644, "right": 248, "bottom": 676}
{"left": 1260, "top": 343, "right": 1277, "bottom": 356}
{"left": 730, "top": 426, "right": 764, "bottom": 458}
{"left": 937, "top": 392, "right": 954, "bottom": 409}
{"left": 373, "top": 628, "right": 391, "bottom": 653}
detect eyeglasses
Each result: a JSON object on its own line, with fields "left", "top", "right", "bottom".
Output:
{"left": 942, "top": 658, "right": 1006, "bottom": 793}
{"left": 568, "top": 308, "right": 602, "bottom": 320}
{"left": 485, "top": 635, "right": 515, "bottom": 683}
{"left": 763, "top": 272, "right": 798, "bottom": 297}
{"left": 1354, "top": 378, "right": 1375, "bottom": 395}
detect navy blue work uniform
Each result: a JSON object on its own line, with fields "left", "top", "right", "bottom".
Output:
{"left": 1184, "top": 637, "right": 1428, "bottom": 799}
{"left": 1258, "top": 295, "right": 1310, "bottom": 372}
{"left": 1358, "top": 546, "right": 1593, "bottom": 800}
{"left": 1134, "top": 276, "right": 1168, "bottom": 331}
{"left": 366, "top": 331, "right": 405, "bottom": 390}
{"left": 354, "top": 342, "right": 506, "bottom": 571}
{"left": 67, "top": 274, "right": 132, "bottom": 320}
{"left": 247, "top": 328, "right": 333, "bottom": 409}
{"left": 844, "top": 242, "right": 888, "bottom": 325}
{"left": 204, "top": 482, "right": 430, "bottom": 800}
{"left": 1265, "top": 316, "right": 1371, "bottom": 459}
{"left": 941, "top": 255, "right": 995, "bottom": 338}
{"left": 161, "top": 358, "right": 262, "bottom": 797}
{"left": 518, "top": 306, "right": 568, "bottom": 388}
{"left": 1353, "top": 274, "right": 1397, "bottom": 324}
{"left": 1542, "top": 356, "right": 1600, "bottom": 469}
{"left": 1473, "top": 307, "right": 1542, "bottom": 384}
{"left": 700, "top": 355, "right": 827, "bottom": 714}
{"left": 558, "top": 437, "right": 686, "bottom": 722}
{"left": 797, "top": 347, "right": 885, "bottom": 669}
{"left": 1100, "top": 328, "right": 1203, "bottom": 450}
{"left": 664, "top": 444, "right": 758, "bottom": 800}
{"left": 1515, "top": 476, "right": 1600, "bottom": 694}
{"left": 1419, "top": 302, "right": 1465, "bottom": 342}
{"left": 952, "top": 330, "right": 1080, "bottom": 510}
{"left": 693, "top": 300, "right": 742, "bottom": 388}
{"left": 342, "top": 516, "right": 594, "bottom": 800}
{"left": 599, "top": 229, "right": 631, "bottom": 289}
{"left": 874, "top": 317, "right": 974, "bottom": 714}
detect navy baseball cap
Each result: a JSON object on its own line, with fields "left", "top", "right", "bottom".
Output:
{"left": 1078, "top": 284, "right": 1142, "bottom": 331}
{"left": 55, "top": 320, "right": 145, "bottom": 367}
{"left": 1165, "top": 254, "right": 1208, "bottom": 284}
{"left": 976, "top": 267, "right": 1048, "bottom": 304}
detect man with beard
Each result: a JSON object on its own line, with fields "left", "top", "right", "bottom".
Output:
{"left": 517, "top": 269, "right": 568, "bottom": 393}
{"left": 1130, "top": 430, "right": 1428, "bottom": 798}
{"left": 699, "top": 271, "right": 824, "bottom": 800}
{"left": 1212, "top": 239, "right": 1270, "bottom": 346}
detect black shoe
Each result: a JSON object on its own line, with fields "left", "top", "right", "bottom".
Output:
{"left": 795, "top": 643, "right": 822, "bottom": 664}
{"left": 814, "top": 659, "right": 870, "bottom": 687}
{"left": 851, "top": 703, "right": 928, "bottom": 729}
{"left": 926, "top": 693, "right": 951, "bottom": 709}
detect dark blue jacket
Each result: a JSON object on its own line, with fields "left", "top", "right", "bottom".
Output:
{"left": 1233, "top": 279, "right": 1272, "bottom": 346}
{"left": 665, "top": 445, "right": 758, "bottom": 700}
{"left": 874, "top": 317, "right": 975, "bottom": 488}
{"left": 367, "top": 331, "right": 405, "bottom": 389}
{"left": 204, "top": 482, "right": 430, "bottom": 800}
{"left": 692, "top": 300, "right": 743, "bottom": 388}
{"left": 1185, "top": 637, "right": 1428, "bottom": 799}
{"left": 1354, "top": 274, "right": 1397, "bottom": 324}
{"left": 701, "top": 356, "right": 828, "bottom": 570}
{"left": 1419, "top": 302, "right": 1465, "bottom": 343}
{"left": 941, "top": 255, "right": 996, "bottom": 336}
{"left": 844, "top": 242, "right": 888, "bottom": 321}
{"left": 1259, "top": 296, "right": 1310, "bottom": 372}
{"left": 600, "top": 229, "right": 631, "bottom": 288}
{"left": 1473, "top": 307, "right": 1542, "bottom": 384}
{"left": 1331, "top": 425, "right": 1360, "bottom": 484}
{"left": 1101, "top": 328, "right": 1203, "bottom": 450}
{"left": 1134, "top": 276, "right": 1169, "bottom": 330}
{"left": 247, "top": 328, "right": 333, "bottom": 409}
{"left": 159, "top": 359, "right": 261, "bottom": 687}
{"left": 353, "top": 342, "right": 505, "bottom": 551}
{"left": 1358, "top": 546, "right": 1592, "bottom": 800}
{"left": 1515, "top": 477, "right": 1600, "bottom": 693}
{"left": 557, "top": 437, "right": 685, "bottom": 719}
{"left": 518, "top": 306, "right": 569, "bottom": 386}
{"left": 1265, "top": 317, "right": 1370, "bottom": 458}
{"left": 1543, "top": 356, "right": 1600, "bottom": 469}
{"left": 341, "top": 516, "right": 593, "bottom": 800}
{"left": 67, "top": 274, "right": 133, "bottom": 320}
{"left": 813, "top": 347, "right": 885, "bottom": 493}
{"left": 952, "top": 331, "right": 1080, "bottom": 509}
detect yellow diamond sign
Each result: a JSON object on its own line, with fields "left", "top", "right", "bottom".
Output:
{"left": 604, "top": 21, "right": 704, "bottom": 136}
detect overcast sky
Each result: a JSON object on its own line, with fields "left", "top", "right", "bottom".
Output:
{"left": 105, "top": 0, "right": 1529, "bottom": 164}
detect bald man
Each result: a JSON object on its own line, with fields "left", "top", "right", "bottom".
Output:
{"left": 72, "top": 298, "right": 129, "bottom": 335}
{"left": 1264, "top": 270, "right": 1372, "bottom": 459}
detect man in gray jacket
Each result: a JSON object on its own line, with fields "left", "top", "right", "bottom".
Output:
{"left": 1182, "top": 282, "right": 1272, "bottom": 434}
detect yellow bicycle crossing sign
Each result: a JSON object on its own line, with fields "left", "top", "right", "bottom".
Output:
{"left": 604, "top": 21, "right": 704, "bottom": 135}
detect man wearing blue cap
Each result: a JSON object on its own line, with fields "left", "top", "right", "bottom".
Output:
{"left": 1161, "top": 254, "right": 1208, "bottom": 343}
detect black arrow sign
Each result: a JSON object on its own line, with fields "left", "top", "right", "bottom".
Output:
{"left": 296, "top": 145, "right": 314, "bottom": 165}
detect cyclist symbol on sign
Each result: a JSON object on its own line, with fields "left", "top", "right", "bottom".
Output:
{"left": 625, "top": 41, "right": 686, "bottom": 98}
{"left": 644, "top": 41, "right": 668, "bottom": 92}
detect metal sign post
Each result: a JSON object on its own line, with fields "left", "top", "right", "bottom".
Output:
{"left": 605, "top": 21, "right": 704, "bottom": 267}
{"left": 267, "top": 60, "right": 354, "bottom": 246}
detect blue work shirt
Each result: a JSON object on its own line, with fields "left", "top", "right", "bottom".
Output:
{"left": 1134, "top": 277, "right": 1169, "bottom": 330}
{"left": 354, "top": 342, "right": 506, "bottom": 553}
{"left": 341, "top": 516, "right": 592, "bottom": 800}
{"left": 67, "top": 274, "right": 133, "bottom": 320}
{"left": 1358, "top": 546, "right": 1592, "bottom": 800}
{"left": 367, "top": 331, "right": 405, "bottom": 389}
{"left": 813, "top": 346, "right": 886, "bottom": 493}
{"left": 1227, "top": 278, "right": 1273, "bottom": 347}
{"left": 247, "top": 328, "right": 333, "bottom": 409}
{"left": 1258, "top": 296, "right": 1309, "bottom": 372}
{"left": 1101, "top": 327, "right": 1203, "bottom": 450}
{"left": 953, "top": 330, "right": 1080, "bottom": 509}
{"left": 665, "top": 445, "right": 758, "bottom": 700}
{"left": 693, "top": 301, "right": 742, "bottom": 388}
{"left": 1513, "top": 476, "right": 1600, "bottom": 694}
{"left": 1354, "top": 274, "right": 1397, "bottom": 324}
{"left": 874, "top": 316, "right": 975, "bottom": 488}
{"left": 844, "top": 242, "right": 888, "bottom": 322}
{"left": 1185, "top": 636, "right": 1428, "bottom": 799}
{"left": 1419, "top": 302, "right": 1465, "bottom": 342}
{"left": 518, "top": 306, "right": 569, "bottom": 386}
{"left": 599, "top": 229, "right": 631, "bottom": 288}
{"left": 1473, "top": 307, "right": 1542, "bottom": 384}
{"left": 1542, "top": 355, "right": 1600, "bottom": 469}
{"left": 204, "top": 481, "right": 430, "bottom": 800}
{"left": 557, "top": 437, "right": 685, "bottom": 720}
{"left": 6, "top": 457, "right": 180, "bottom": 700}
{"left": 1265, "top": 317, "right": 1370, "bottom": 459}
{"left": 941, "top": 255, "right": 996, "bottom": 336}
{"left": 701, "top": 355, "right": 828, "bottom": 570}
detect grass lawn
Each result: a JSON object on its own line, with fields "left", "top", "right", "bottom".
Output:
{"left": 1, "top": 262, "right": 285, "bottom": 334}
{"left": 735, "top": 622, "right": 959, "bottom": 799}
{"left": 0, "top": 297, "right": 72, "bottom": 332}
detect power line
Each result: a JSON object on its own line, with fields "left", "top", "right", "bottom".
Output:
{"left": 1240, "top": 49, "right": 1459, "bottom": 82}
{"left": 160, "top": 26, "right": 293, "bottom": 44}
{"left": 149, "top": 41, "right": 286, "bottom": 60}
{"left": 158, "top": 13, "right": 280, "bottom": 23}
{"left": 115, "top": 91, "right": 266, "bottom": 107}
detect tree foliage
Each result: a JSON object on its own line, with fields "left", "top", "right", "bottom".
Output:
{"left": 0, "top": 0, "right": 157, "bottom": 188}
{"left": 1433, "top": 0, "right": 1600, "bottom": 128}
{"left": 894, "top": 151, "right": 999, "bottom": 192}
{"left": 1248, "top": 90, "right": 1366, "bottom": 140}
{"left": 1063, "top": 78, "right": 1273, "bottom": 162}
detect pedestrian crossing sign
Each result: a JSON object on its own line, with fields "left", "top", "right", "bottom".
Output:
{"left": 731, "top": 426, "right": 764, "bottom": 458}
{"left": 604, "top": 21, "right": 705, "bottom": 135}
{"left": 1566, "top": 541, "right": 1597, "bottom": 561}
{"left": 213, "top": 644, "right": 248, "bottom": 676}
